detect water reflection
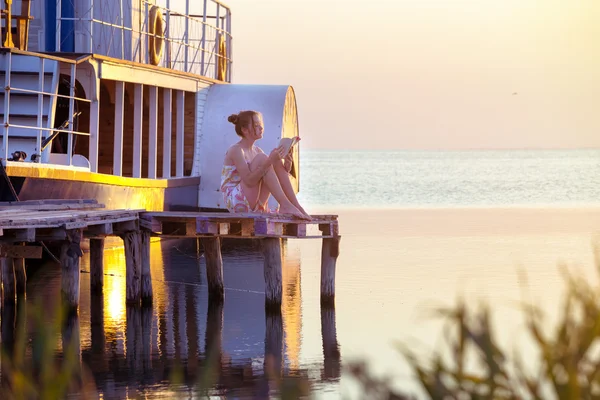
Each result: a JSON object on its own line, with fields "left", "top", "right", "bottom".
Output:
{"left": 10, "top": 237, "right": 340, "bottom": 398}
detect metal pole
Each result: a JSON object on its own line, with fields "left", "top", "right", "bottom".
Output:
{"left": 200, "top": 0, "right": 207, "bottom": 75}
{"left": 56, "top": 0, "right": 62, "bottom": 51}
{"left": 165, "top": 0, "right": 170, "bottom": 67}
{"left": 90, "top": 0, "right": 94, "bottom": 52}
{"left": 67, "top": 63, "right": 76, "bottom": 166}
{"left": 120, "top": 0, "right": 124, "bottom": 58}
{"left": 215, "top": 4, "right": 220, "bottom": 80}
{"left": 226, "top": 8, "right": 231, "bottom": 82}
{"left": 185, "top": 0, "right": 190, "bottom": 72}
{"left": 2, "top": 53, "right": 11, "bottom": 162}
{"left": 36, "top": 58, "right": 44, "bottom": 158}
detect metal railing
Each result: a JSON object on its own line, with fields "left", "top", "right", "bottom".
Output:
{"left": 57, "top": 0, "right": 232, "bottom": 81}
{"left": 1, "top": 51, "right": 92, "bottom": 167}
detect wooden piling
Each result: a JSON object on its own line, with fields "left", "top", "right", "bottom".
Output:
{"left": 320, "top": 237, "right": 341, "bottom": 306}
{"left": 321, "top": 306, "right": 341, "bottom": 380}
{"left": 262, "top": 238, "right": 282, "bottom": 309}
{"left": 14, "top": 257, "right": 26, "bottom": 296}
{"left": 1, "top": 258, "right": 15, "bottom": 304}
{"left": 265, "top": 308, "right": 283, "bottom": 375}
{"left": 121, "top": 231, "right": 142, "bottom": 305}
{"left": 201, "top": 237, "right": 224, "bottom": 301}
{"left": 61, "top": 229, "right": 83, "bottom": 311}
{"left": 89, "top": 238, "right": 104, "bottom": 293}
{"left": 140, "top": 230, "right": 153, "bottom": 304}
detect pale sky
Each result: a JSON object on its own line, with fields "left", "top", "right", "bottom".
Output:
{"left": 225, "top": 0, "right": 600, "bottom": 150}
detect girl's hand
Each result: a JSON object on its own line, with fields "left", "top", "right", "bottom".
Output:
{"left": 268, "top": 145, "right": 286, "bottom": 164}
{"left": 283, "top": 152, "right": 293, "bottom": 172}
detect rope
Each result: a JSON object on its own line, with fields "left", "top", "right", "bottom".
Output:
{"left": 0, "top": 162, "right": 61, "bottom": 263}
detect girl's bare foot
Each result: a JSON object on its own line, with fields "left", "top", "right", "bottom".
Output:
{"left": 296, "top": 205, "right": 312, "bottom": 220}
{"left": 279, "top": 204, "right": 309, "bottom": 220}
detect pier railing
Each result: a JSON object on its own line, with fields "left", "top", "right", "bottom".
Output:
{"left": 56, "top": 0, "right": 232, "bottom": 82}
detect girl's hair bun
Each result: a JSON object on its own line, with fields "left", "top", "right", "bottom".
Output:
{"left": 227, "top": 114, "right": 239, "bottom": 124}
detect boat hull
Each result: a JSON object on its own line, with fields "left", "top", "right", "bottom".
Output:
{"left": 2, "top": 163, "right": 201, "bottom": 211}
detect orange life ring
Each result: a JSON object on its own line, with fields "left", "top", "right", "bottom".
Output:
{"left": 217, "top": 35, "right": 227, "bottom": 81}
{"left": 148, "top": 5, "right": 164, "bottom": 66}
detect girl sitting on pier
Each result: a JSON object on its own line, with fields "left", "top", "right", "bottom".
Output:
{"left": 221, "top": 111, "right": 310, "bottom": 220}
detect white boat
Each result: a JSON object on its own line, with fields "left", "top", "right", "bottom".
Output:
{"left": 0, "top": 0, "right": 300, "bottom": 211}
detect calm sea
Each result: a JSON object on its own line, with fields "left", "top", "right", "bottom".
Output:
{"left": 297, "top": 149, "right": 600, "bottom": 209}
{"left": 14, "top": 149, "right": 600, "bottom": 399}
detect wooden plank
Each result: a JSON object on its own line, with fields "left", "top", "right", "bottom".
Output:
{"left": 0, "top": 199, "right": 99, "bottom": 206}
{"left": 0, "top": 203, "right": 104, "bottom": 211}
{"left": 197, "top": 218, "right": 218, "bottom": 235}
{"left": 0, "top": 244, "right": 42, "bottom": 259}
{"left": 255, "top": 219, "right": 283, "bottom": 236}
{"left": 284, "top": 223, "right": 307, "bottom": 237}
{"left": 218, "top": 223, "right": 229, "bottom": 235}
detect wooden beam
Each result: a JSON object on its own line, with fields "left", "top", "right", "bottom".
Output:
{"left": 148, "top": 86, "right": 158, "bottom": 179}
{"left": 133, "top": 83, "right": 143, "bottom": 178}
{"left": 162, "top": 88, "right": 172, "bottom": 178}
{"left": 175, "top": 90, "right": 185, "bottom": 177}
{"left": 12, "top": 228, "right": 36, "bottom": 242}
{"left": 113, "top": 81, "right": 125, "bottom": 176}
{"left": 86, "top": 223, "right": 113, "bottom": 237}
{"left": 113, "top": 220, "right": 139, "bottom": 234}
{"left": 0, "top": 244, "right": 42, "bottom": 259}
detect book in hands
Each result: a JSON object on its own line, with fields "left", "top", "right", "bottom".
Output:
{"left": 278, "top": 136, "right": 300, "bottom": 155}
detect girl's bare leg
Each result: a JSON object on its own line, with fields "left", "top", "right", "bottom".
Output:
{"left": 241, "top": 154, "right": 306, "bottom": 219}
{"left": 273, "top": 160, "right": 310, "bottom": 218}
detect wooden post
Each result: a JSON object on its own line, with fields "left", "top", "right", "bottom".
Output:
{"left": 205, "top": 299, "right": 223, "bottom": 371}
{"left": 61, "top": 229, "right": 83, "bottom": 311}
{"left": 321, "top": 306, "right": 341, "bottom": 380}
{"left": 201, "top": 237, "right": 224, "bottom": 301}
{"left": 141, "top": 305, "right": 153, "bottom": 371}
{"left": 320, "top": 237, "right": 341, "bottom": 307}
{"left": 264, "top": 308, "right": 283, "bottom": 376}
{"left": 140, "top": 230, "right": 153, "bottom": 305}
{"left": 90, "top": 291, "right": 105, "bottom": 355}
{"left": 14, "top": 257, "right": 25, "bottom": 296}
{"left": 1, "top": 258, "right": 15, "bottom": 304}
{"left": 262, "top": 238, "right": 282, "bottom": 310}
{"left": 90, "top": 238, "right": 104, "bottom": 293}
{"left": 126, "top": 306, "right": 142, "bottom": 371}
{"left": 121, "top": 231, "right": 142, "bottom": 305}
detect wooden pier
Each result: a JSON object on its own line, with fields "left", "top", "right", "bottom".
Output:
{"left": 0, "top": 200, "right": 340, "bottom": 310}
